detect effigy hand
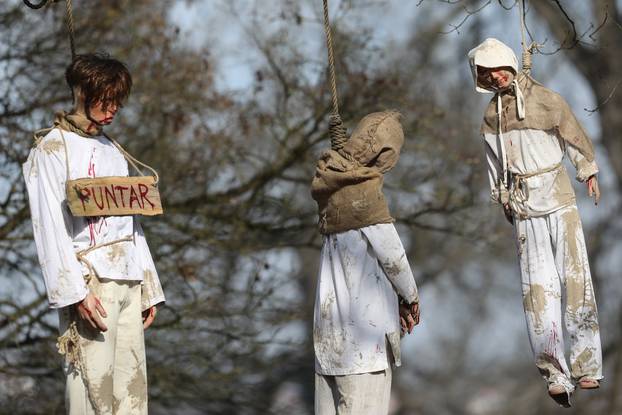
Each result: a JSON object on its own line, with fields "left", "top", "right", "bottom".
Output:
{"left": 587, "top": 175, "right": 600, "bottom": 205}
{"left": 142, "top": 305, "right": 158, "bottom": 330}
{"left": 399, "top": 301, "right": 420, "bottom": 334}
{"left": 503, "top": 203, "right": 514, "bottom": 225}
{"left": 76, "top": 292, "right": 108, "bottom": 332}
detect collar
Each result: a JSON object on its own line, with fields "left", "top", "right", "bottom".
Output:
{"left": 54, "top": 111, "right": 103, "bottom": 138}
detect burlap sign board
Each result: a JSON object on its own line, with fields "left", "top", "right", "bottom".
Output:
{"left": 66, "top": 176, "right": 163, "bottom": 217}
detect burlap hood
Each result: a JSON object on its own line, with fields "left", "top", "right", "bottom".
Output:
{"left": 469, "top": 38, "right": 594, "bottom": 163}
{"left": 311, "top": 111, "right": 404, "bottom": 234}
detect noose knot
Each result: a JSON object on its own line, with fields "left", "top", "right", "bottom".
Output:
{"left": 329, "top": 113, "right": 348, "bottom": 151}
{"left": 521, "top": 49, "right": 532, "bottom": 71}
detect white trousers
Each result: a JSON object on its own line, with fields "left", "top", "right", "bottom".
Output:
{"left": 315, "top": 366, "right": 392, "bottom": 415}
{"left": 515, "top": 204, "right": 602, "bottom": 393}
{"left": 58, "top": 279, "right": 147, "bottom": 415}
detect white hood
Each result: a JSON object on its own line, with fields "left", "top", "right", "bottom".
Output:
{"left": 468, "top": 38, "right": 519, "bottom": 93}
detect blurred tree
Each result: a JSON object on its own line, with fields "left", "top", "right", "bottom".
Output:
{"left": 0, "top": 1, "right": 619, "bottom": 414}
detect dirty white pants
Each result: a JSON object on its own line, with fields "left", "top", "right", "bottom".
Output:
{"left": 515, "top": 204, "right": 602, "bottom": 393}
{"left": 58, "top": 279, "right": 147, "bottom": 415}
{"left": 314, "top": 366, "right": 392, "bottom": 415}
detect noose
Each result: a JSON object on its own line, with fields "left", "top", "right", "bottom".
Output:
{"left": 23, "top": 0, "right": 77, "bottom": 59}
{"left": 518, "top": 0, "right": 540, "bottom": 75}
{"left": 322, "top": 0, "right": 348, "bottom": 152}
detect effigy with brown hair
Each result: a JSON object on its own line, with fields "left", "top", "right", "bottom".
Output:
{"left": 23, "top": 52, "right": 165, "bottom": 414}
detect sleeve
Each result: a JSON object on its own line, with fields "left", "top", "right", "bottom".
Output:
{"left": 22, "top": 143, "right": 88, "bottom": 308}
{"left": 553, "top": 94, "right": 598, "bottom": 182}
{"left": 485, "top": 141, "right": 509, "bottom": 205}
{"left": 362, "top": 223, "right": 418, "bottom": 304}
{"left": 134, "top": 219, "right": 165, "bottom": 311}
{"left": 566, "top": 142, "right": 599, "bottom": 182}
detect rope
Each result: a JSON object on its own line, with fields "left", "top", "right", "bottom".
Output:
{"left": 56, "top": 127, "right": 160, "bottom": 184}
{"left": 103, "top": 133, "right": 161, "bottom": 184}
{"left": 23, "top": 0, "right": 76, "bottom": 59}
{"left": 76, "top": 235, "right": 134, "bottom": 283}
{"left": 518, "top": 0, "right": 535, "bottom": 74}
{"left": 322, "top": 0, "right": 348, "bottom": 151}
{"left": 65, "top": 0, "right": 76, "bottom": 59}
{"left": 509, "top": 162, "right": 562, "bottom": 218}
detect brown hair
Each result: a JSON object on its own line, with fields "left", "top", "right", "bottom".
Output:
{"left": 65, "top": 53, "right": 132, "bottom": 113}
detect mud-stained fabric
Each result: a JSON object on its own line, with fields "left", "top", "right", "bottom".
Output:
{"left": 468, "top": 38, "right": 595, "bottom": 163}
{"left": 480, "top": 75, "right": 595, "bottom": 163}
{"left": 315, "top": 366, "right": 392, "bottom": 415}
{"left": 470, "top": 37, "right": 598, "bottom": 220}
{"left": 311, "top": 111, "right": 404, "bottom": 234}
{"left": 515, "top": 205, "right": 602, "bottom": 393}
{"left": 313, "top": 223, "right": 418, "bottom": 376}
{"left": 135, "top": 224, "right": 165, "bottom": 311}
{"left": 59, "top": 278, "right": 148, "bottom": 415}
{"left": 22, "top": 127, "right": 164, "bottom": 308}
{"left": 485, "top": 128, "right": 597, "bottom": 218}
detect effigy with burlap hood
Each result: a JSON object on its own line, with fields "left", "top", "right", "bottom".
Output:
{"left": 311, "top": 110, "right": 404, "bottom": 234}
{"left": 311, "top": 4, "right": 420, "bottom": 410}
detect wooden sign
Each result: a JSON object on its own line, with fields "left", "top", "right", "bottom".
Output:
{"left": 66, "top": 176, "right": 163, "bottom": 217}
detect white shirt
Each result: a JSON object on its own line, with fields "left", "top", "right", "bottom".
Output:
{"left": 314, "top": 223, "right": 418, "bottom": 376}
{"left": 484, "top": 128, "right": 598, "bottom": 217}
{"left": 23, "top": 128, "right": 165, "bottom": 309}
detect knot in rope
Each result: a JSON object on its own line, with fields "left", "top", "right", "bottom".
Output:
{"left": 329, "top": 113, "right": 348, "bottom": 151}
{"left": 322, "top": 0, "right": 350, "bottom": 152}
{"left": 521, "top": 49, "right": 532, "bottom": 72}
{"left": 521, "top": 42, "right": 543, "bottom": 74}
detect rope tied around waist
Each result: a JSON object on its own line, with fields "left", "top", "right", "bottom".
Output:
{"left": 76, "top": 235, "right": 134, "bottom": 283}
{"left": 510, "top": 162, "right": 562, "bottom": 208}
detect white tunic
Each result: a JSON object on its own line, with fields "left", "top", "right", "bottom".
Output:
{"left": 314, "top": 223, "right": 418, "bottom": 376}
{"left": 23, "top": 128, "right": 165, "bottom": 309}
{"left": 484, "top": 128, "right": 598, "bottom": 217}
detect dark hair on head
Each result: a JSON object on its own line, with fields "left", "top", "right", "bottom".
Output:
{"left": 65, "top": 53, "right": 132, "bottom": 113}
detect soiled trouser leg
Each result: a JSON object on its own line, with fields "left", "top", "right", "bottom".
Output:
{"left": 112, "top": 282, "right": 148, "bottom": 414}
{"left": 314, "top": 367, "right": 392, "bottom": 415}
{"left": 515, "top": 213, "right": 573, "bottom": 393}
{"left": 550, "top": 205, "right": 602, "bottom": 381}
{"left": 59, "top": 279, "right": 146, "bottom": 415}
{"left": 315, "top": 373, "right": 338, "bottom": 415}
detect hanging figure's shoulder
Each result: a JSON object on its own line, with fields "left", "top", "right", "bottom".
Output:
{"left": 32, "top": 127, "right": 66, "bottom": 155}
{"left": 22, "top": 127, "right": 80, "bottom": 186}
{"left": 523, "top": 77, "right": 573, "bottom": 115}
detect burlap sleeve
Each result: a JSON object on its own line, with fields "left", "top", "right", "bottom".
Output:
{"left": 554, "top": 93, "right": 595, "bottom": 163}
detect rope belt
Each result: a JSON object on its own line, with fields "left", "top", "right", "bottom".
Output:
{"left": 76, "top": 235, "right": 134, "bottom": 283}
{"left": 509, "top": 162, "right": 562, "bottom": 209}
